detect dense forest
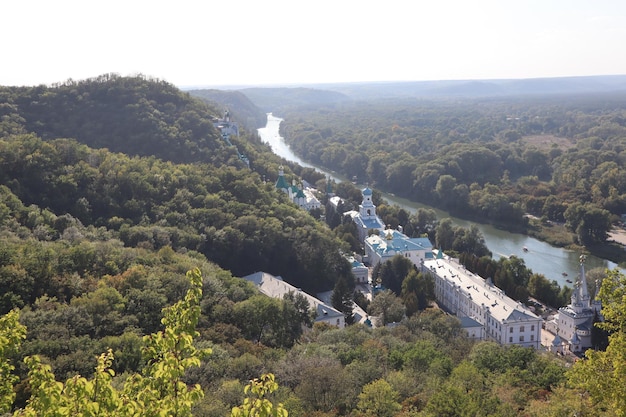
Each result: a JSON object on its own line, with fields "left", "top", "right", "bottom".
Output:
{"left": 277, "top": 93, "right": 626, "bottom": 259}
{"left": 1, "top": 75, "right": 626, "bottom": 416}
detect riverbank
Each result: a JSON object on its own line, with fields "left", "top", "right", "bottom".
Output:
{"left": 526, "top": 218, "right": 576, "bottom": 248}
{"left": 259, "top": 114, "right": 619, "bottom": 282}
{"left": 526, "top": 217, "right": 626, "bottom": 267}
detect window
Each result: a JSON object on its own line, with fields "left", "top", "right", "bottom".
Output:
{"left": 509, "top": 327, "right": 513, "bottom": 333}
{"left": 530, "top": 335, "right": 535, "bottom": 341}
{"left": 520, "top": 326, "right": 525, "bottom": 332}
{"left": 509, "top": 337, "right": 513, "bottom": 343}
{"left": 531, "top": 325, "right": 535, "bottom": 331}
{"left": 519, "top": 335, "right": 524, "bottom": 342}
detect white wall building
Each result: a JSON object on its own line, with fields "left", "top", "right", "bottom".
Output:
{"left": 422, "top": 255, "right": 542, "bottom": 348}
{"left": 243, "top": 272, "right": 345, "bottom": 328}
{"left": 348, "top": 256, "right": 369, "bottom": 284}
{"left": 213, "top": 109, "right": 239, "bottom": 137}
{"left": 275, "top": 167, "right": 321, "bottom": 212}
{"left": 365, "top": 229, "right": 434, "bottom": 268}
{"left": 547, "top": 255, "right": 602, "bottom": 353}
{"left": 345, "top": 187, "right": 385, "bottom": 243}
{"left": 459, "top": 316, "right": 485, "bottom": 341}
{"left": 302, "top": 188, "right": 321, "bottom": 211}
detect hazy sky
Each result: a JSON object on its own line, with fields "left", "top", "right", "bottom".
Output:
{"left": 4, "top": 0, "right": 626, "bottom": 88}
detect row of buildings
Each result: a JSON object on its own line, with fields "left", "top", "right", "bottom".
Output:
{"left": 342, "top": 186, "right": 602, "bottom": 352}
{"left": 423, "top": 254, "right": 543, "bottom": 348}
{"left": 263, "top": 173, "right": 603, "bottom": 352}
{"left": 334, "top": 186, "right": 434, "bottom": 268}
{"left": 422, "top": 253, "right": 602, "bottom": 353}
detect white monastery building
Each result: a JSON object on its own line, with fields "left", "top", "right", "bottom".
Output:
{"left": 348, "top": 255, "right": 369, "bottom": 284}
{"left": 344, "top": 187, "right": 385, "bottom": 242}
{"left": 275, "top": 166, "right": 321, "bottom": 211}
{"left": 243, "top": 272, "right": 345, "bottom": 328}
{"left": 545, "top": 255, "right": 602, "bottom": 354}
{"left": 422, "top": 254, "right": 542, "bottom": 349}
{"left": 365, "top": 229, "right": 434, "bottom": 268}
{"left": 212, "top": 109, "right": 239, "bottom": 137}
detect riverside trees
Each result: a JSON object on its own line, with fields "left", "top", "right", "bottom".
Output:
{"left": 280, "top": 95, "right": 626, "bottom": 249}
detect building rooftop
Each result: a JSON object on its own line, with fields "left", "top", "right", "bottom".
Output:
{"left": 424, "top": 258, "right": 540, "bottom": 323}
{"left": 347, "top": 256, "right": 367, "bottom": 269}
{"left": 366, "top": 229, "right": 433, "bottom": 256}
{"left": 459, "top": 316, "right": 482, "bottom": 329}
{"left": 303, "top": 188, "right": 320, "bottom": 207}
{"left": 243, "top": 272, "right": 344, "bottom": 323}
{"left": 329, "top": 196, "right": 343, "bottom": 209}
{"left": 345, "top": 210, "right": 385, "bottom": 231}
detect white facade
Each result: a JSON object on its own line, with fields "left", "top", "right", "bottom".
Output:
{"left": 423, "top": 255, "right": 542, "bottom": 348}
{"left": 346, "top": 187, "right": 385, "bottom": 242}
{"left": 303, "top": 188, "right": 321, "bottom": 211}
{"left": 365, "top": 229, "right": 434, "bottom": 268}
{"left": 549, "top": 255, "right": 602, "bottom": 353}
{"left": 243, "top": 272, "right": 345, "bottom": 328}
{"left": 459, "top": 316, "right": 485, "bottom": 341}
{"left": 275, "top": 167, "right": 321, "bottom": 212}
{"left": 213, "top": 109, "right": 239, "bottom": 137}
{"left": 348, "top": 256, "right": 369, "bottom": 284}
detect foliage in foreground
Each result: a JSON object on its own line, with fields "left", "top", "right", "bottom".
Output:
{"left": 568, "top": 268, "right": 626, "bottom": 417}
{"left": 2, "top": 268, "right": 210, "bottom": 416}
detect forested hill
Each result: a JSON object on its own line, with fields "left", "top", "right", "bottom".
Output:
{"left": 187, "top": 88, "right": 267, "bottom": 130}
{"left": 0, "top": 74, "right": 226, "bottom": 164}
{"left": 237, "top": 87, "right": 351, "bottom": 114}
{"left": 2, "top": 75, "right": 625, "bottom": 417}
{"left": 242, "top": 75, "right": 626, "bottom": 101}
{"left": 0, "top": 74, "right": 354, "bottom": 296}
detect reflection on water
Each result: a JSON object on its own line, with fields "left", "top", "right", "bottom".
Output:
{"left": 258, "top": 114, "right": 618, "bottom": 288}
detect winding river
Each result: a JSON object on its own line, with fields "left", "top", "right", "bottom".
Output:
{"left": 258, "top": 113, "right": 618, "bottom": 287}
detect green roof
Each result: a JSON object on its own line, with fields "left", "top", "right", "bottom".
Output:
{"left": 275, "top": 175, "right": 290, "bottom": 190}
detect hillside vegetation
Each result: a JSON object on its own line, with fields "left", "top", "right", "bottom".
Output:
{"left": 1, "top": 75, "right": 625, "bottom": 416}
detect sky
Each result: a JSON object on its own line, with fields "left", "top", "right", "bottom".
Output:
{"left": 3, "top": 0, "right": 626, "bottom": 88}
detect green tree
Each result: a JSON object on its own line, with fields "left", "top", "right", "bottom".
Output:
{"left": 401, "top": 270, "right": 434, "bottom": 315}
{"left": 372, "top": 255, "right": 414, "bottom": 295}
{"left": 436, "top": 174, "right": 458, "bottom": 209}
{"left": 231, "top": 374, "right": 288, "bottom": 417}
{"left": 568, "top": 269, "right": 626, "bottom": 416}
{"left": 356, "top": 379, "right": 401, "bottom": 417}
{"left": 234, "top": 295, "right": 281, "bottom": 345}
{"left": 0, "top": 310, "right": 26, "bottom": 413}
{"left": 277, "top": 292, "right": 314, "bottom": 347}
{"left": 10, "top": 268, "right": 211, "bottom": 417}
{"left": 435, "top": 218, "right": 455, "bottom": 251}
{"left": 368, "top": 290, "right": 405, "bottom": 326}
{"left": 331, "top": 274, "right": 355, "bottom": 325}
{"left": 564, "top": 203, "right": 612, "bottom": 245}
{"left": 411, "top": 208, "right": 438, "bottom": 237}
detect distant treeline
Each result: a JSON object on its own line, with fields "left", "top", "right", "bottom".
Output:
{"left": 280, "top": 94, "right": 626, "bottom": 246}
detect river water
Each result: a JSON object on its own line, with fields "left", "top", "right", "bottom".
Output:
{"left": 258, "top": 113, "right": 617, "bottom": 287}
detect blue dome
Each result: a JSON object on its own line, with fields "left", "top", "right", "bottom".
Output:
{"left": 362, "top": 187, "right": 373, "bottom": 196}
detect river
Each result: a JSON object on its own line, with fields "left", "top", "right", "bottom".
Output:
{"left": 258, "top": 113, "right": 618, "bottom": 287}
